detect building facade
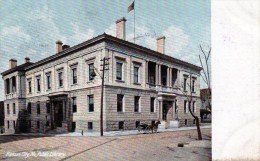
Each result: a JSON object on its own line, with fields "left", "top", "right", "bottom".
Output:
{"left": 1, "top": 17, "right": 202, "bottom": 134}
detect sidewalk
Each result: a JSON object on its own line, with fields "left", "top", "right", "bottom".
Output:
{"left": 0, "top": 125, "right": 211, "bottom": 137}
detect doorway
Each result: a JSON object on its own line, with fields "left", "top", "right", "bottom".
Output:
{"left": 163, "top": 103, "right": 168, "bottom": 121}
{"left": 54, "top": 102, "right": 63, "bottom": 127}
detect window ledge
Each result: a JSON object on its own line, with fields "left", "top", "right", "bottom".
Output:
{"left": 115, "top": 80, "right": 125, "bottom": 83}
{"left": 71, "top": 83, "right": 78, "bottom": 86}
{"left": 36, "top": 91, "right": 41, "bottom": 93}
{"left": 58, "top": 86, "right": 64, "bottom": 89}
{"left": 46, "top": 89, "right": 52, "bottom": 92}
{"left": 133, "top": 83, "right": 141, "bottom": 85}
{"left": 117, "top": 111, "right": 125, "bottom": 113}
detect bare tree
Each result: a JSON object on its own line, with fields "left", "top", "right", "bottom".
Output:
{"left": 199, "top": 45, "right": 211, "bottom": 112}
{"left": 179, "top": 71, "right": 202, "bottom": 140}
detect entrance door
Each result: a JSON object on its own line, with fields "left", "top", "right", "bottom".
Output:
{"left": 163, "top": 103, "right": 168, "bottom": 121}
{"left": 54, "top": 102, "right": 63, "bottom": 127}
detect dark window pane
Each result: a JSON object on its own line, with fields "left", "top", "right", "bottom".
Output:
{"left": 119, "top": 121, "right": 124, "bottom": 130}
{"left": 150, "top": 97, "right": 155, "bottom": 112}
{"left": 46, "top": 102, "right": 50, "bottom": 114}
{"left": 117, "top": 94, "right": 123, "bottom": 112}
{"left": 134, "top": 96, "right": 140, "bottom": 112}
{"left": 72, "top": 68, "right": 77, "bottom": 84}
{"left": 116, "top": 62, "right": 122, "bottom": 80}
{"left": 37, "top": 103, "right": 40, "bottom": 114}
{"left": 134, "top": 67, "right": 139, "bottom": 83}
{"left": 58, "top": 72, "right": 63, "bottom": 87}
{"left": 13, "top": 103, "right": 16, "bottom": 114}
{"left": 47, "top": 75, "right": 51, "bottom": 89}
{"left": 88, "top": 95, "right": 94, "bottom": 112}
{"left": 27, "top": 102, "right": 31, "bottom": 114}
{"left": 89, "top": 63, "right": 94, "bottom": 81}
{"left": 88, "top": 122, "right": 93, "bottom": 130}
{"left": 135, "top": 121, "right": 140, "bottom": 128}
{"left": 72, "top": 97, "right": 77, "bottom": 113}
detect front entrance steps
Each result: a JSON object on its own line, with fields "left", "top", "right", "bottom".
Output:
{"left": 46, "top": 122, "right": 69, "bottom": 134}
{"left": 158, "top": 120, "right": 180, "bottom": 130}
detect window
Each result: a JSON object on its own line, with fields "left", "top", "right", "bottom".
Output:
{"left": 72, "top": 68, "right": 77, "bottom": 84}
{"left": 72, "top": 97, "right": 77, "bottom": 113}
{"left": 13, "top": 103, "right": 16, "bottom": 115}
{"left": 89, "top": 63, "right": 95, "bottom": 81}
{"left": 88, "top": 122, "right": 93, "bottom": 130}
{"left": 37, "top": 121, "right": 40, "bottom": 129}
{"left": 134, "top": 66, "right": 139, "bottom": 83}
{"left": 88, "top": 95, "right": 94, "bottom": 112}
{"left": 7, "top": 104, "right": 10, "bottom": 115}
{"left": 184, "top": 100, "right": 188, "bottom": 113}
{"left": 192, "top": 80, "right": 195, "bottom": 92}
{"left": 119, "top": 121, "right": 124, "bottom": 130}
{"left": 151, "top": 120, "right": 155, "bottom": 126}
{"left": 28, "top": 80, "right": 32, "bottom": 93}
{"left": 36, "top": 77, "right": 41, "bottom": 92}
{"left": 116, "top": 62, "right": 123, "bottom": 80}
{"left": 27, "top": 102, "right": 31, "bottom": 114}
{"left": 12, "top": 76, "right": 16, "bottom": 92}
{"left": 185, "top": 119, "right": 188, "bottom": 125}
{"left": 37, "top": 102, "right": 40, "bottom": 115}
{"left": 46, "top": 102, "right": 50, "bottom": 114}
{"left": 136, "top": 121, "right": 140, "bottom": 128}
{"left": 134, "top": 96, "right": 140, "bottom": 112}
{"left": 58, "top": 72, "right": 63, "bottom": 87}
{"left": 192, "top": 101, "right": 196, "bottom": 113}
{"left": 28, "top": 120, "right": 31, "bottom": 128}
{"left": 193, "top": 119, "right": 196, "bottom": 124}
{"left": 13, "top": 120, "right": 15, "bottom": 128}
{"left": 117, "top": 94, "right": 124, "bottom": 112}
{"left": 46, "top": 74, "right": 51, "bottom": 90}
{"left": 150, "top": 97, "right": 155, "bottom": 112}
{"left": 7, "top": 121, "right": 9, "bottom": 129}
{"left": 184, "top": 77, "right": 187, "bottom": 91}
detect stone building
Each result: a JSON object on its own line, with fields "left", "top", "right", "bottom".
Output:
{"left": 1, "top": 17, "right": 202, "bottom": 134}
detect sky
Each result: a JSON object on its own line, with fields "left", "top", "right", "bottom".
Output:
{"left": 0, "top": 0, "right": 211, "bottom": 101}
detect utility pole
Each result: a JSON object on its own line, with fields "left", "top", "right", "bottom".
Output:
{"left": 100, "top": 56, "right": 110, "bottom": 136}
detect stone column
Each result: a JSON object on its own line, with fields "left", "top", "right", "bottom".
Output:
{"left": 9, "top": 78, "right": 12, "bottom": 93}
{"left": 169, "top": 68, "right": 172, "bottom": 87}
{"left": 155, "top": 64, "right": 158, "bottom": 85}
{"left": 145, "top": 61, "right": 149, "bottom": 84}
{"left": 159, "top": 100, "right": 163, "bottom": 120}
{"left": 167, "top": 67, "right": 170, "bottom": 87}
{"left": 158, "top": 64, "right": 161, "bottom": 86}
{"left": 177, "top": 70, "right": 181, "bottom": 88}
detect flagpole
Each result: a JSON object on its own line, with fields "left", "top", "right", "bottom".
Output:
{"left": 134, "top": 0, "right": 136, "bottom": 44}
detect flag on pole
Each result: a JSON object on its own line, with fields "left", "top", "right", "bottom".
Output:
{"left": 128, "top": 1, "right": 134, "bottom": 13}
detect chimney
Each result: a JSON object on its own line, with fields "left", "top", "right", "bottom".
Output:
{"left": 116, "top": 17, "right": 127, "bottom": 40}
{"left": 56, "top": 40, "right": 63, "bottom": 53}
{"left": 156, "top": 36, "right": 166, "bottom": 54}
{"left": 9, "top": 59, "right": 17, "bottom": 69}
{"left": 62, "top": 44, "right": 70, "bottom": 50}
{"left": 25, "top": 57, "right": 30, "bottom": 63}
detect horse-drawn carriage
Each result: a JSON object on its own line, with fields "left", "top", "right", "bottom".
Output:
{"left": 137, "top": 121, "right": 161, "bottom": 133}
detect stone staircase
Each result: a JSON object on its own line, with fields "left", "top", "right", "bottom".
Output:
{"left": 158, "top": 120, "right": 180, "bottom": 130}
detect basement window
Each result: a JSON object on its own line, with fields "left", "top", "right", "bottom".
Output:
{"left": 119, "top": 121, "right": 124, "bottom": 130}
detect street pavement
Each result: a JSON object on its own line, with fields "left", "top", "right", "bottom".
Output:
{"left": 0, "top": 128, "right": 211, "bottom": 161}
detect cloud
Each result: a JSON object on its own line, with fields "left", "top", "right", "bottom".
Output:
{"left": 105, "top": 23, "right": 116, "bottom": 37}
{"left": 105, "top": 22, "right": 190, "bottom": 62}
{"left": 70, "top": 23, "right": 95, "bottom": 45}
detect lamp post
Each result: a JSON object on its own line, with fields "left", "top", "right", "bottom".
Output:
{"left": 90, "top": 56, "right": 110, "bottom": 136}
